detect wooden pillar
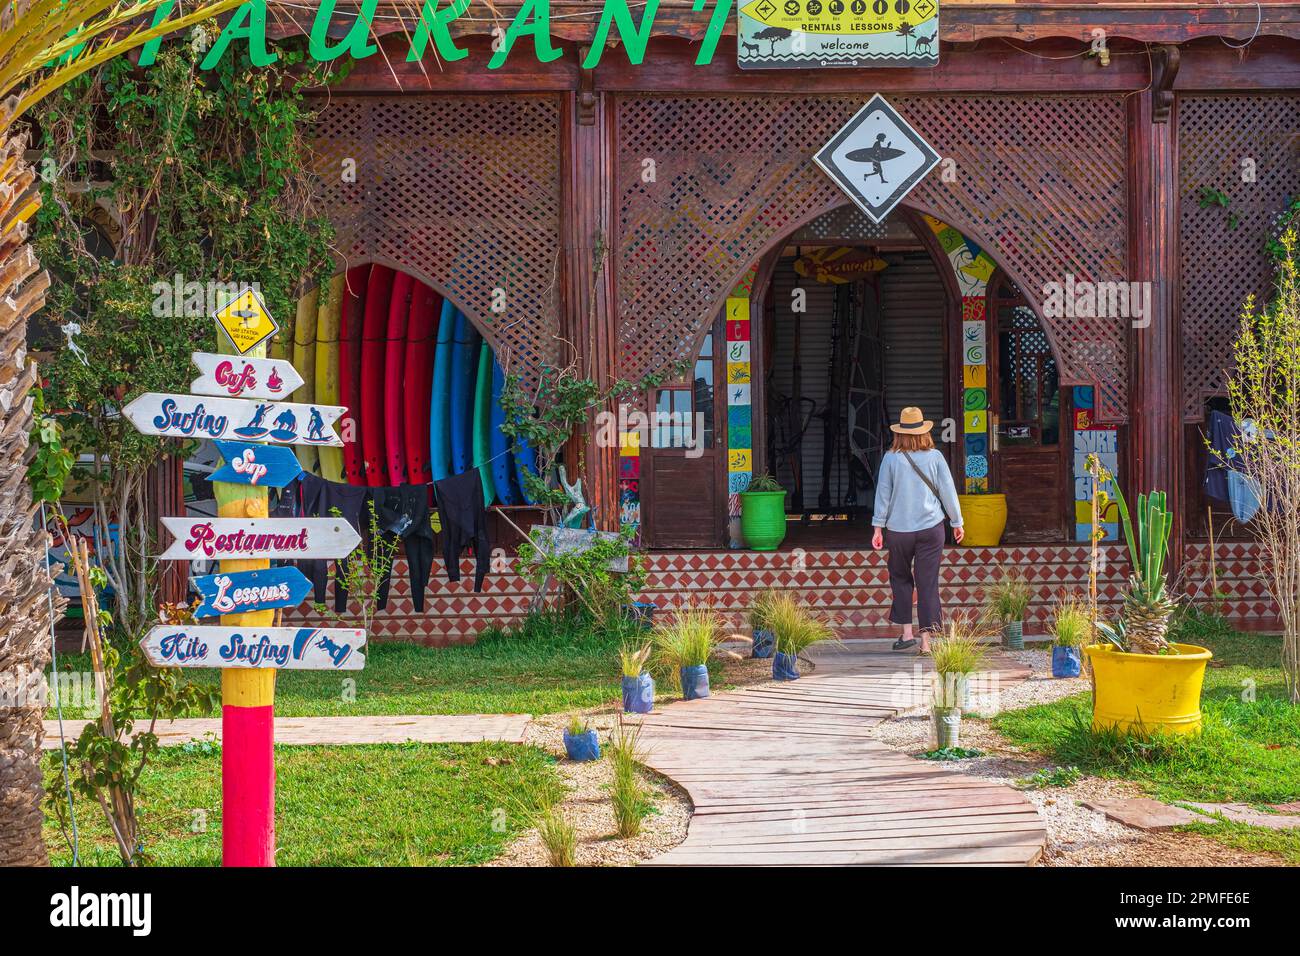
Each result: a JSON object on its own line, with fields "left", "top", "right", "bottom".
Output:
{"left": 1126, "top": 45, "right": 1184, "bottom": 572}
{"left": 561, "top": 71, "right": 619, "bottom": 531}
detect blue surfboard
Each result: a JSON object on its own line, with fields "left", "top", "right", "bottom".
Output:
{"left": 449, "top": 310, "right": 478, "bottom": 475}
{"left": 429, "top": 299, "right": 455, "bottom": 482}
{"left": 513, "top": 429, "right": 539, "bottom": 505}
{"left": 211, "top": 440, "right": 302, "bottom": 489}
{"left": 193, "top": 566, "right": 312, "bottom": 618}
{"left": 489, "top": 358, "right": 519, "bottom": 505}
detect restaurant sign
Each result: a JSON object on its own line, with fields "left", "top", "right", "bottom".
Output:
{"left": 738, "top": 0, "right": 939, "bottom": 69}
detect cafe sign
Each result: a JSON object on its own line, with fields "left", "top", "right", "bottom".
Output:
{"left": 738, "top": 0, "right": 939, "bottom": 69}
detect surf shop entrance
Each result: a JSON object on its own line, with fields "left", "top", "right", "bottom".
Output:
{"left": 638, "top": 202, "right": 1072, "bottom": 550}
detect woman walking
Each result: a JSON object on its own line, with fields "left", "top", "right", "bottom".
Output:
{"left": 871, "top": 407, "right": 964, "bottom": 654}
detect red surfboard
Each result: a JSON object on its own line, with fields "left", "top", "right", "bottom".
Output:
{"left": 384, "top": 271, "right": 412, "bottom": 486}
{"left": 404, "top": 282, "right": 440, "bottom": 485}
{"left": 339, "top": 265, "right": 369, "bottom": 486}
{"left": 360, "top": 263, "right": 395, "bottom": 487}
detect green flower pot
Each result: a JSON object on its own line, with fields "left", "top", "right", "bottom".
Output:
{"left": 740, "top": 490, "right": 787, "bottom": 551}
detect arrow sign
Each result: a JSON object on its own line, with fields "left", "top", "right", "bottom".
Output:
{"left": 210, "top": 441, "right": 302, "bottom": 489}
{"left": 141, "top": 625, "right": 366, "bottom": 670}
{"left": 192, "top": 566, "right": 313, "bottom": 618}
{"left": 191, "top": 352, "right": 304, "bottom": 401}
{"left": 122, "top": 393, "right": 345, "bottom": 447}
{"left": 161, "top": 517, "right": 360, "bottom": 561}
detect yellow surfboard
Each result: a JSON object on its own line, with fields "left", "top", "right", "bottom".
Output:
{"left": 314, "top": 274, "right": 345, "bottom": 482}
{"left": 292, "top": 288, "right": 319, "bottom": 476}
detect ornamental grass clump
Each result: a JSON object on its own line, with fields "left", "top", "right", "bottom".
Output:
{"left": 985, "top": 569, "right": 1032, "bottom": 624}
{"left": 766, "top": 593, "right": 834, "bottom": 657}
{"left": 607, "top": 720, "right": 649, "bottom": 839}
{"left": 537, "top": 808, "right": 576, "bottom": 867}
{"left": 930, "top": 618, "right": 992, "bottom": 710}
{"left": 619, "top": 642, "right": 652, "bottom": 679}
{"left": 1050, "top": 596, "right": 1092, "bottom": 647}
{"left": 651, "top": 604, "right": 721, "bottom": 671}
{"left": 748, "top": 588, "right": 782, "bottom": 632}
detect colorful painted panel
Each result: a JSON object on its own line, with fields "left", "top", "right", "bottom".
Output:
{"left": 1071, "top": 385, "right": 1119, "bottom": 541}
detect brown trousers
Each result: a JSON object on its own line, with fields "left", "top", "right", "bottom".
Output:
{"left": 885, "top": 521, "right": 945, "bottom": 631}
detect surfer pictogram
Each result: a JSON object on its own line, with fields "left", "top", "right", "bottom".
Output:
{"left": 846, "top": 133, "right": 904, "bottom": 185}
{"left": 234, "top": 402, "right": 272, "bottom": 438}
{"left": 306, "top": 408, "right": 326, "bottom": 442}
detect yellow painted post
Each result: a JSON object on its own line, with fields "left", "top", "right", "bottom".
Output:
{"left": 216, "top": 321, "right": 277, "bottom": 866}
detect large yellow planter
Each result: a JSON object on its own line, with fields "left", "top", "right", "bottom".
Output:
{"left": 957, "top": 493, "right": 1007, "bottom": 546}
{"left": 1084, "top": 643, "right": 1213, "bottom": 735}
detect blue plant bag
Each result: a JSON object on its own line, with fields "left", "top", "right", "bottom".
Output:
{"left": 1051, "top": 645, "right": 1082, "bottom": 679}
{"left": 680, "top": 664, "right": 710, "bottom": 700}
{"left": 563, "top": 729, "right": 601, "bottom": 761}
{"left": 624, "top": 601, "right": 657, "bottom": 629}
{"left": 622, "top": 673, "right": 655, "bottom": 714}
{"left": 751, "top": 628, "right": 775, "bottom": 659}
{"left": 773, "top": 651, "right": 800, "bottom": 681}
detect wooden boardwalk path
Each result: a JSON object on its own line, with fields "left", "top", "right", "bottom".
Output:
{"left": 638, "top": 645, "right": 1046, "bottom": 866}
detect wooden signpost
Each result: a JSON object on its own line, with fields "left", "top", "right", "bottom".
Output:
{"left": 192, "top": 567, "right": 314, "bottom": 618}
{"left": 191, "top": 352, "right": 305, "bottom": 401}
{"left": 122, "top": 291, "right": 363, "bottom": 867}
{"left": 121, "top": 392, "right": 346, "bottom": 446}
{"left": 141, "top": 625, "right": 366, "bottom": 670}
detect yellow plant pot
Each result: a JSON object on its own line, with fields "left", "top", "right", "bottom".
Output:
{"left": 1084, "top": 643, "right": 1212, "bottom": 736}
{"left": 957, "top": 493, "right": 1007, "bottom": 546}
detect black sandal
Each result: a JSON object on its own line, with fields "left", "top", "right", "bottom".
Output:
{"left": 892, "top": 637, "right": 917, "bottom": 651}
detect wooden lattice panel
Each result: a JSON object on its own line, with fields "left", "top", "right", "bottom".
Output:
{"left": 617, "top": 94, "right": 1129, "bottom": 421}
{"left": 308, "top": 94, "right": 563, "bottom": 377}
{"left": 1178, "top": 94, "right": 1300, "bottom": 421}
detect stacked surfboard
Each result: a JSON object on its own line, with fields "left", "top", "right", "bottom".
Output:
{"left": 289, "top": 264, "right": 538, "bottom": 502}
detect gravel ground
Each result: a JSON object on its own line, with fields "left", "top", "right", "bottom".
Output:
{"left": 869, "top": 648, "right": 1284, "bottom": 867}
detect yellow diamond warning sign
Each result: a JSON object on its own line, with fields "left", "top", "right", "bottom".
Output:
{"left": 213, "top": 287, "right": 278, "bottom": 355}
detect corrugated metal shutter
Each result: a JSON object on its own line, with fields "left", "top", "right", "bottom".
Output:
{"left": 770, "top": 256, "right": 836, "bottom": 510}
{"left": 881, "top": 251, "right": 946, "bottom": 427}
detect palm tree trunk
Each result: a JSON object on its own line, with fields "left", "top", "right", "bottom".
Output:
{"left": 0, "top": 125, "right": 60, "bottom": 866}
{"left": 0, "top": 123, "right": 62, "bottom": 866}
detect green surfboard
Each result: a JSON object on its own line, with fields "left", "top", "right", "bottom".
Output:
{"left": 473, "top": 340, "right": 497, "bottom": 506}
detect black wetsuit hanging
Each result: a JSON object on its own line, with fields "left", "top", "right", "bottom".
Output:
{"left": 372, "top": 484, "right": 435, "bottom": 611}
{"left": 297, "top": 473, "right": 369, "bottom": 611}
{"left": 433, "top": 469, "right": 491, "bottom": 592}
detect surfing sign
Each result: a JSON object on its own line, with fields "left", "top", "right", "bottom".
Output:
{"left": 122, "top": 393, "right": 346, "bottom": 446}
{"left": 140, "top": 625, "right": 366, "bottom": 670}
{"left": 192, "top": 567, "right": 314, "bottom": 618}
{"left": 160, "top": 517, "right": 361, "bottom": 561}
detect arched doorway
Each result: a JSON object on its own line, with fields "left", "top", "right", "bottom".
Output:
{"left": 639, "top": 203, "right": 1073, "bottom": 549}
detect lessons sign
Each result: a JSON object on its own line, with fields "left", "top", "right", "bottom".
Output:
{"left": 738, "top": 0, "right": 938, "bottom": 69}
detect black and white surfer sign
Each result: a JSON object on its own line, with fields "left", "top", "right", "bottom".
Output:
{"left": 814, "top": 94, "right": 941, "bottom": 223}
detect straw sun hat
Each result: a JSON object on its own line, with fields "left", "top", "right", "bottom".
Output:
{"left": 889, "top": 406, "right": 934, "bottom": 435}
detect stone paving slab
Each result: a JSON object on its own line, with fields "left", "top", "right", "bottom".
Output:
{"left": 1082, "top": 797, "right": 1204, "bottom": 830}
{"left": 42, "top": 714, "right": 532, "bottom": 749}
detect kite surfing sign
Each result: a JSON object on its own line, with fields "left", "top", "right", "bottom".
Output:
{"left": 738, "top": 0, "right": 939, "bottom": 70}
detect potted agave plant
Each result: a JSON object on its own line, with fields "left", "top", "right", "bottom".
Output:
{"left": 740, "top": 473, "right": 788, "bottom": 551}
{"left": 651, "top": 604, "right": 720, "bottom": 700}
{"left": 766, "top": 593, "right": 834, "bottom": 681}
{"left": 747, "top": 588, "right": 779, "bottom": 659}
{"left": 985, "top": 568, "right": 1032, "bottom": 650}
{"left": 929, "top": 620, "right": 991, "bottom": 749}
{"left": 563, "top": 716, "right": 601, "bottom": 761}
{"left": 619, "top": 642, "right": 655, "bottom": 714}
{"left": 1049, "top": 595, "right": 1089, "bottom": 678}
{"left": 1088, "top": 486, "right": 1212, "bottom": 735}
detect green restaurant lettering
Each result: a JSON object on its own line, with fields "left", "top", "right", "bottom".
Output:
{"left": 136, "top": 0, "right": 741, "bottom": 71}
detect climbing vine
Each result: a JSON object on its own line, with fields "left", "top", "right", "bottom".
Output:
{"left": 33, "top": 32, "right": 340, "bottom": 633}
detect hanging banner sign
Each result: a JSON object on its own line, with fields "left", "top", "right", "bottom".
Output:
{"left": 794, "top": 247, "right": 889, "bottom": 283}
{"left": 140, "top": 625, "right": 366, "bottom": 670}
{"left": 192, "top": 567, "right": 314, "bottom": 618}
{"left": 738, "top": 0, "right": 939, "bottom": 70}
{"left": 210, "top": 441, "right": 303, "bottom": 489}
{"left": 191, "top": 352, "right": 304, "bottom": 401}
{"left": 213, "top": 286, "right": 279, "bottom": 355}
{"left": 160, "top": 517, "right": 361, "bottom": 561}
{"left": 122, "top": 393, "right": 345, "bottom": 447}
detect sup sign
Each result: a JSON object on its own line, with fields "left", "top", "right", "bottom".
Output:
{"left": 738, "top": 0, "right": 939, "bottom": 69}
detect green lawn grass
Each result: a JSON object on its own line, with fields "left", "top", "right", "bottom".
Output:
{"left": 48, "top": 611, "right": 743, "bottom": 718}
{"left": 44, "top": 741, "right": 562, "bottom": 866}
{"left": 993, "top": 623, "right": 1300, "bottom": 862}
